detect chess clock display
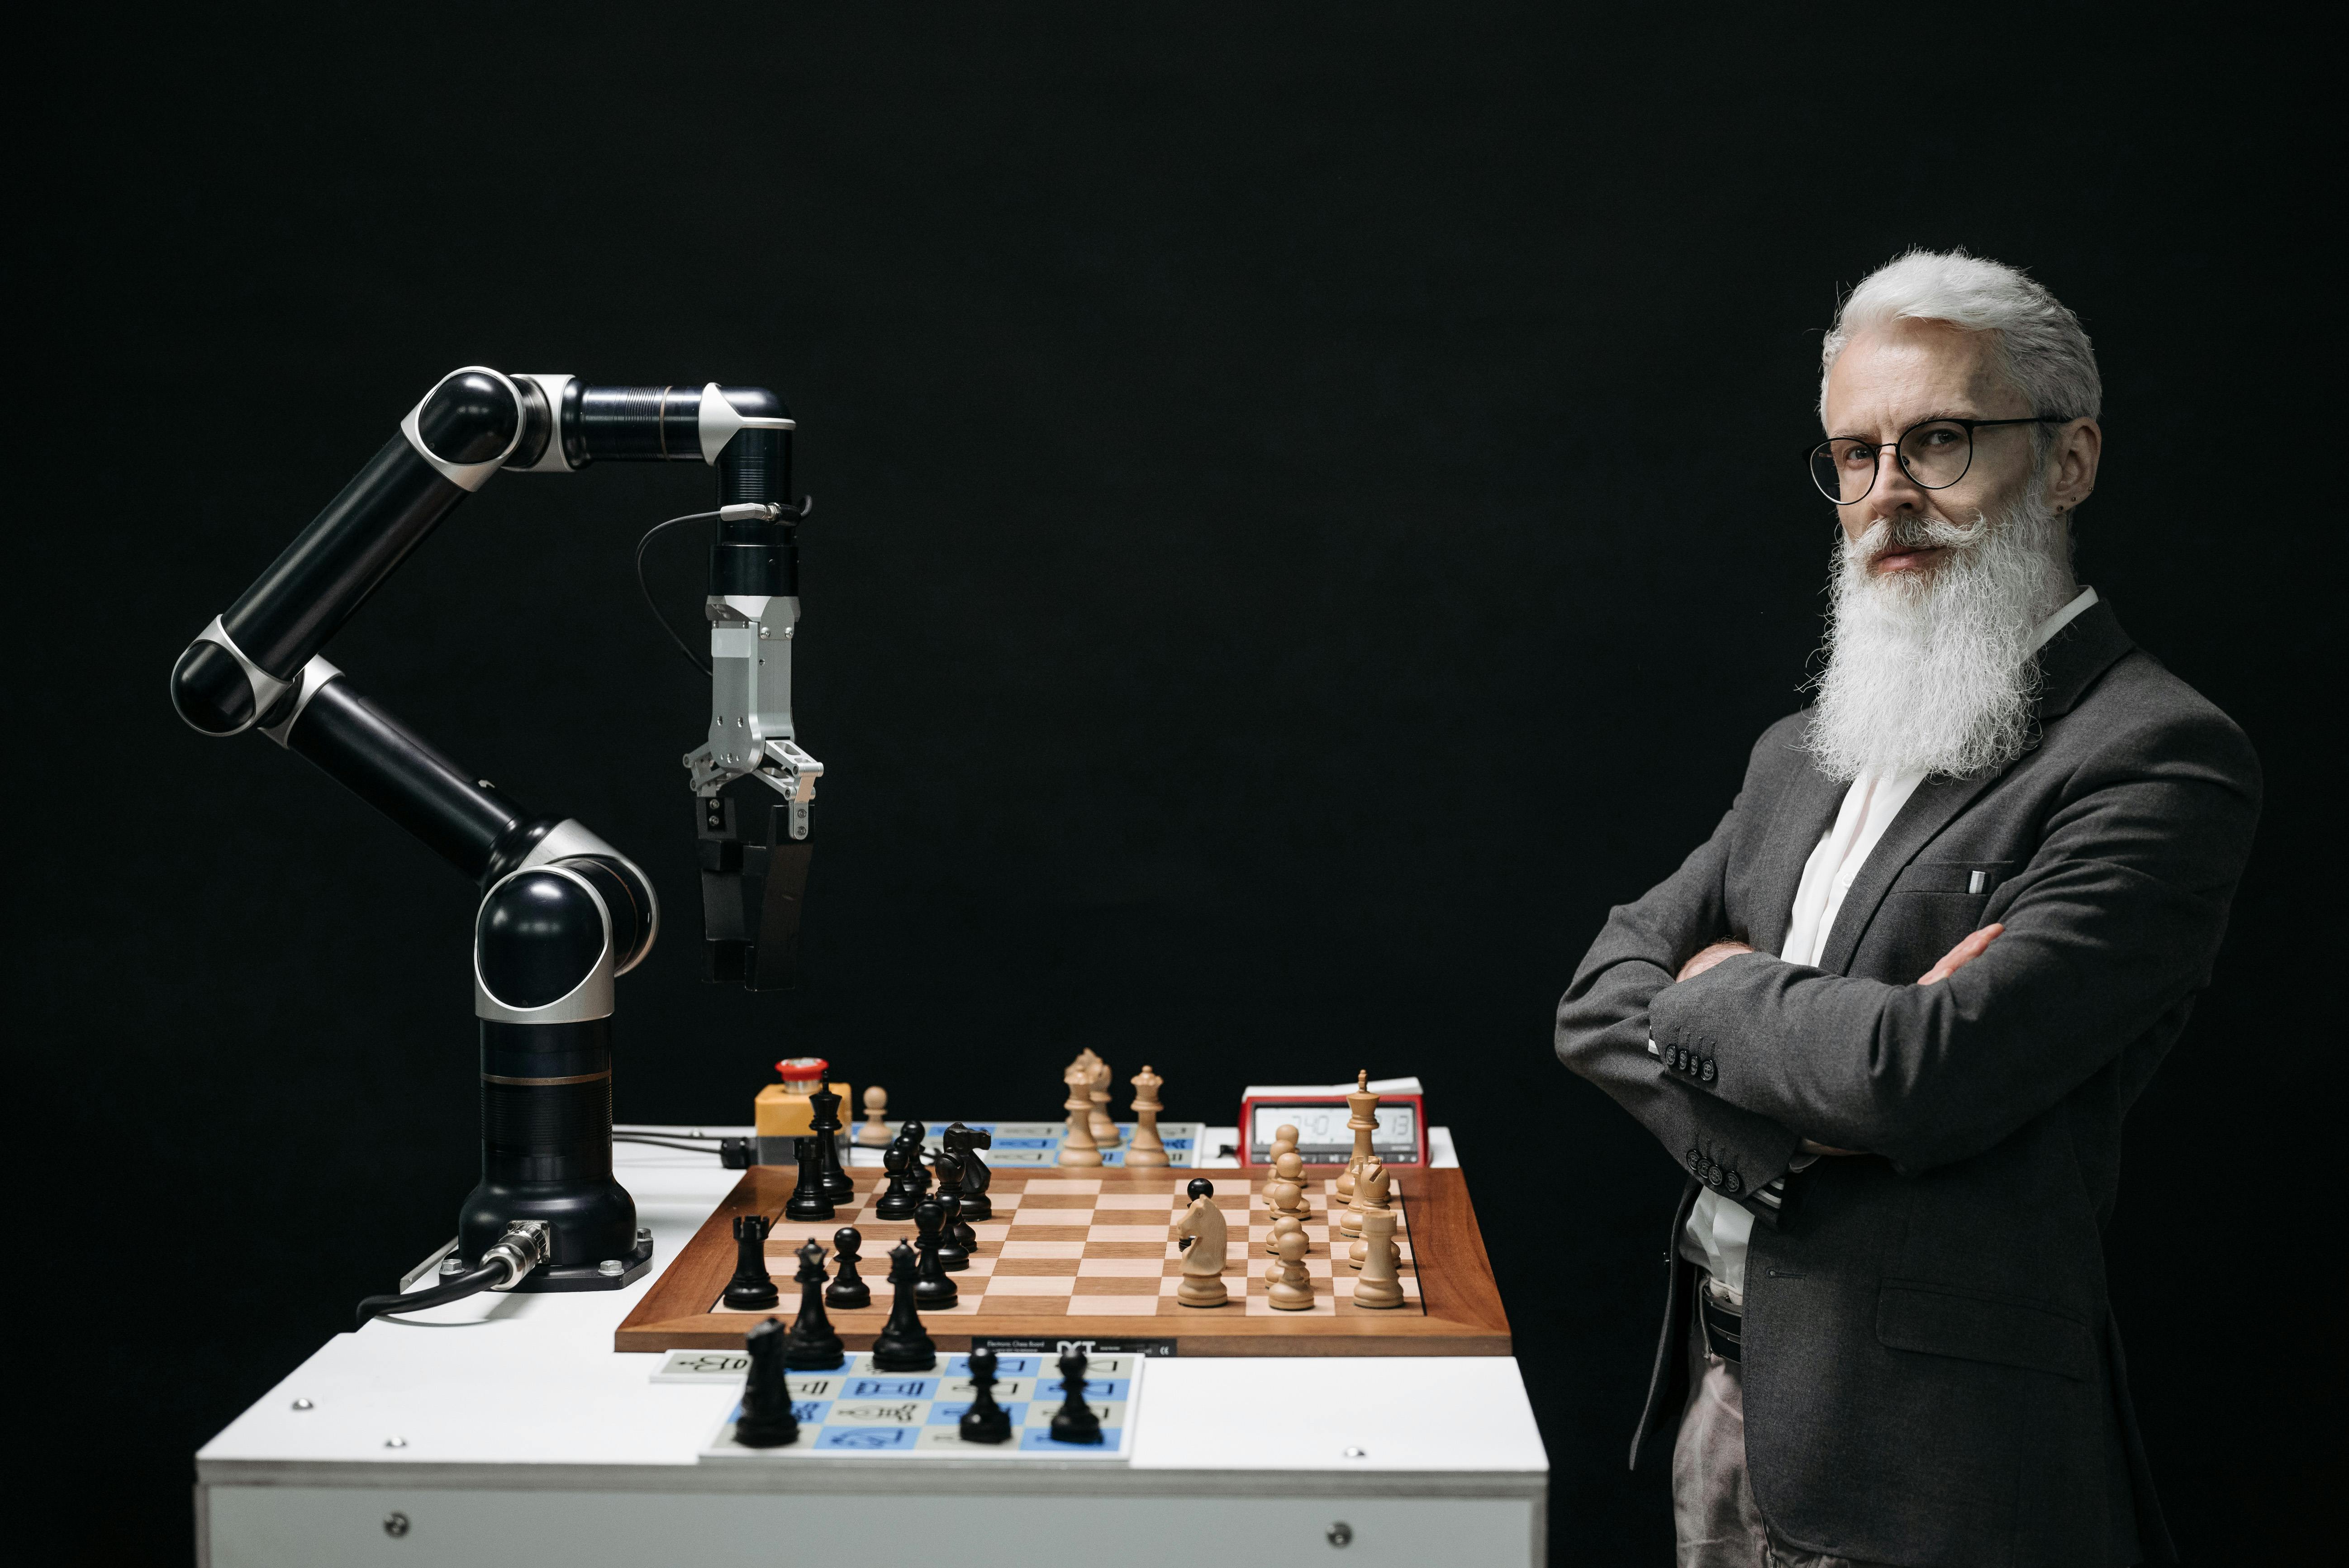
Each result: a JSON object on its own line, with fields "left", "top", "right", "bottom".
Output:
{"left": 1240, "top": 1076, "right": 1427, "bottom": 1167}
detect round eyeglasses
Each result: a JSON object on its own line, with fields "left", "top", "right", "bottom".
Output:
{"left": 1808, "top": 416, "right": 2068, "bottom": 505}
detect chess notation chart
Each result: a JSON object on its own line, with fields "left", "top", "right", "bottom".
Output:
{"left": 870, "top": 1120, "right": 1204, "bottom": 1169}
{"left": 719, "top": 1174, "right": 1421, "bottom": 1320}
{"left": 697, "top": 1352, "right": 1139, "bottom": 1461}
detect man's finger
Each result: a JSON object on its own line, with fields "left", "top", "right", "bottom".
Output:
{"left": 1919, "top": 923, "right": 2004, "bottom": 984}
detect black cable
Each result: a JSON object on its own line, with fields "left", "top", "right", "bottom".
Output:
{"left": 613, "top": 1134, "right": 722, "bottom": 1154}
{"left": 356, "top": 1259, "right": 506, "bottom": 1327}
{"left": 634, "top": 509, "right": 722, "bottom": 675}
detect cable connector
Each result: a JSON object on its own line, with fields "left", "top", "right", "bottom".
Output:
{"left": 478, "top": 1219, "right": 552, "bottom": 1291}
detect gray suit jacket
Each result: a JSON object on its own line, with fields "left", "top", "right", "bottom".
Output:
{"left": 1557, "top": 599, "right": 2259, "bottom": 1568}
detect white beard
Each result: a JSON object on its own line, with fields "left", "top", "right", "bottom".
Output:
{"left": 1803, "top": 493, "right": 2076, "bottom": 781}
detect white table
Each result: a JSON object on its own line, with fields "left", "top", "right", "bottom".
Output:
{"left": 197, "top": 1127, "right": 1547, "bottom": 1567}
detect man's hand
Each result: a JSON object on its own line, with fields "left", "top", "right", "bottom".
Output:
{"left": 1677, "top": 939, "right": 1756, "bottom": 982}
{"left": 1919, "top": 923, "right": 2003, "bottom": 985}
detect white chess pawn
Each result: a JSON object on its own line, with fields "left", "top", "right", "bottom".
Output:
{"left": 1263, "top": 1212, "right": 1305, "bottom": 1261}
{"left": 1266, "top": 1227, "right": 1314, "bottom": 1311}
{"left": 1270, "top": 1122, "right": 1299, "bottom": 1165}
{"left": 1263, "top": 1150, "right": 1309, "bottom": 1223}
{"left": 1350, "top": 1208, "right": 1405, "bottom": 1309}
{"left": 856, "top": 1085, "right": 893, "bottom": 1148}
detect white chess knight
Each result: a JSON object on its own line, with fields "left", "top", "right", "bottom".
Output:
{"left": 1346, "top": 1160, "right": 1398, "bottom": 1271}
{"left": 1173, "top": 1178, "right": 1229, "bottom": 1307}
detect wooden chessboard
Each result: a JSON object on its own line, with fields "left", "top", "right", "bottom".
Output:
{"left": 615, "top": 1166, "right": 1510, "bottom": 1356}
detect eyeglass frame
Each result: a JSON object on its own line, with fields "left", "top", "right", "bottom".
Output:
{"left": 1807, "top": 415, "right": 2073, "bottom": 505}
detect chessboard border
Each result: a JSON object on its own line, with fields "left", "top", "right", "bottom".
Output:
{"left": 614, "top": 1166, "right": 1511, "bottom": 1357}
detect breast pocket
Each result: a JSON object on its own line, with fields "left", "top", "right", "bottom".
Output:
{"left": 1897, "top": 859, "right": 2016, "bottom": 898}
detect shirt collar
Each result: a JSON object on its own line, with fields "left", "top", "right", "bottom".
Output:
{"left": 2029, "top": 585, "right": 2099, "bottom": 654}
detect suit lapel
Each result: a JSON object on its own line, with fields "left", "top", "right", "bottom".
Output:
{"left": 1817, "top": 768, "right": 2002, "bottom": 974}
{"left": 1745, "top": 747, "right": 1844, "bottom": 958}
{"left": 1814, "top": 595, "right": 2138, "bottom": 974}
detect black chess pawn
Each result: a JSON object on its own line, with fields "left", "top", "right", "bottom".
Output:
{"left": 946, "top": 1123, "right": 995, "bottom": 1221}
{"left": 874, "top": 1143, "right": 921, "bottom": 1221}
{"left": 808, "top": 1087, "right": 856, "bottom": 1207}
{"left": 899, "top": 1121, "right": 932, "bottom": 1197}
{"left": 912, "top": 1199, "right": 959, "bottom": 1307}
{"left": 932, "top": 1153, "right": 970, "bottom": 1272}
{"left": 1049, "top": 1348, "right": 1103, "bottom": 1444}
{"left": 958, "top": 1347, "right": 1012, "bottom": 1444}
{"left": 785, "top": 1136, "right": 835, "bottom": 1222}
{"left": 722, "top": 1213, "right": 779, "bottom": 1311}
{"left": 782, "top": 1238, "right": 847, "bottom": 1370}
{"left": 869, "top": 1240, "right": 937, "bottom": 1371}
{"left": 824, "top": 1227, "right": 871, "bottom": 1310}
{"left": 733, "top": 1318, "right": 800, "bottom": 1448}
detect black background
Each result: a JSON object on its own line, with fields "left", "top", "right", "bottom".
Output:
{"left": 19, "top": 9, "right": 2336, "bottom": 1563}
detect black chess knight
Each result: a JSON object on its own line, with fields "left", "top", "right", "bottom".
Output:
{"left": 942, "top": 1123, "right": 995, "bottom": 1221}
{"left": 733, "top": 1318, "right": 800, "bottom": 1448}
{"left": 782, "top": 1237, "right": 846, "bottom": 1370}
{"left": 870, "top": 1240, "right": 936, "bottom": 1372}
{"left": 722, "top": 1213, "right": 779, "bottom": 1311}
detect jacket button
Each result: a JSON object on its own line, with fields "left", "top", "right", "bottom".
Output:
{"left": 1725, "top": 1172, "right": 1742, "bottom": 1194}
{"left": 1701, "top": 1060, "right": 1717, "bottom": 1083}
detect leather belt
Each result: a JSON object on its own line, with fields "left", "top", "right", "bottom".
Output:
{"left": 1698, "top": 1287, "right": 1744, "bottom": 1366}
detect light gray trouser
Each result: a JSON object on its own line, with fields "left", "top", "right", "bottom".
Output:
{"left": 1673, "top": 1282, "right": 1894, "bottom": 1568}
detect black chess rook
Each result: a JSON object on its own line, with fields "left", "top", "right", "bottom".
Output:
{"left": 722, "top": 1213, "right": 779, "bottom": 1311}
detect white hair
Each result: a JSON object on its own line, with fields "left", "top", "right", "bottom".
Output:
{"left": 1820, "top": 248, "right": 2101, "bottom": 465}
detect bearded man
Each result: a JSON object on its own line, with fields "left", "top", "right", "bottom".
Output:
{"left": 1557, "top": 250, "right": 2259, "bottom": 1568}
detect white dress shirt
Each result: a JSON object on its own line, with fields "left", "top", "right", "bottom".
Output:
{"left": 1675, "top": 587, "right": 2098, "bottom": 1299}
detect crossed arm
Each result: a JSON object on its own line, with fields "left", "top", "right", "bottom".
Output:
{"left": 1560, "top": 707, "right": 2259, "bottom": 1183}
{"left": 1676, "top": 925, "right": 2003, "bottom": 1157}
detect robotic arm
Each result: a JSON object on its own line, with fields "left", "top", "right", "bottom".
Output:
{"left": 169, "top": 367, "right": 819, "bottom": 1303}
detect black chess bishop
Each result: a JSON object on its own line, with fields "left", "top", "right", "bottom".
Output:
{"left": 807, "top": 1086, "right": 856, "bottom": 1207}
{"left": 912, "top": 1199, "right": 959, "bottom": 1308}
{"left": 733, "top": 1318, "right": 800, "bottom": 1448}
{"left": 785, "top": 1135, "right": 834, "bottom": 1222}
{"left": 782, "top": 1237, "right": 846, "bottom": 1370}
{"left": 870, "top": 1240, "right": 937, "bottom": 1371}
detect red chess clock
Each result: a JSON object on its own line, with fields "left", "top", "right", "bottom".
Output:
{"left": 1238, "top": 1085, "right": 1428, "bottom": 1168}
